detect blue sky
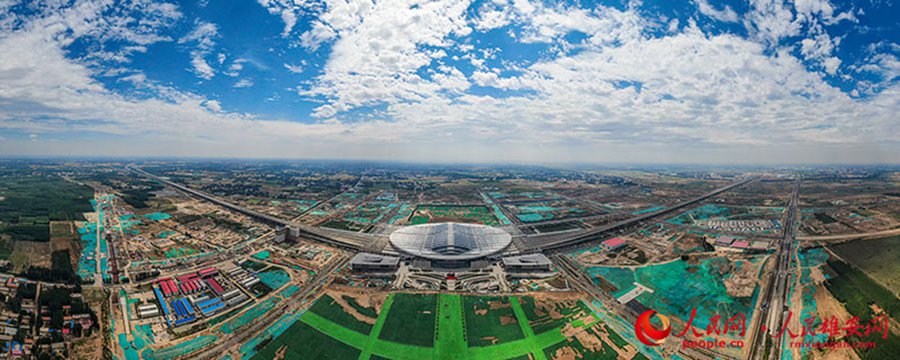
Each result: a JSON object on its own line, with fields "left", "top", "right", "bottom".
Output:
{"left": 0, "top": 0, "right": 897, "bottom": 163}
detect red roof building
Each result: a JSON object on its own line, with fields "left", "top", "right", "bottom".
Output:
{"left": 601, "top": 237, "right": 626, "bottom": 250}
{"left": 732, "top": 241, "right": 751, "bottom": 249}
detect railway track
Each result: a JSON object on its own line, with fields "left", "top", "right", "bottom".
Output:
{"left": 188, "top": 255, "right": 350, "bottom": 360}
{"left": 523, "top": 177, "right": 757, "bottom": 252}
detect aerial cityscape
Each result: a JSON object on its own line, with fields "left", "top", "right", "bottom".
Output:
{"left": 0, "top": 161, "right": 895, "bottom": 359}
{"left": 0, "top": 0, "right": 898, "bottom": 359}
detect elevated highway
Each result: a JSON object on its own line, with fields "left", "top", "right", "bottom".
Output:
{"left": 519, "top": 177, "right": 757, "bottom": 252}
{"left": 128, "top": 166, "right": 371, "bottom": 251}
{"left": 748, "top": 178, "right": 801, "bottom": 359}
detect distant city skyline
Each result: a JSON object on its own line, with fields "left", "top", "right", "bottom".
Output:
{"left": 0, "top": 0, "right": 897, "bottom": 164}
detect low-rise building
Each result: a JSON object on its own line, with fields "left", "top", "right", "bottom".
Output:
{"left": 601, "top": 237, "right": 626, "bottom": 251}
{"left": 350, "top": 253, "right": 400, "bottom": 272}
{"left": 501, "top": 254, "right": 552, "bottom": 272}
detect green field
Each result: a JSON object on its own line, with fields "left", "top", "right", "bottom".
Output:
{"left": 464, "top": 296, "right": 524, "bottom": 346}
{"left": 0, "top": 174, "right": 93, "bottom": 245}
{"left": 824, "top": 259, "right": 900, "bottom": 323}
{"left": 343, "top": 295, "right": 378, "bottom": 318}
{"left": 322, "top": 219, "right": 369, "bottom": 232}
{"left": 518, "top": 296, "right": 593, "bottom": 335}
{"left": 542, "top": 327, "right": 618, "bottom": 360}
{"left": 830, "top": 236, "right": 900, "bottom": 295}
{"left": 250, "top": 322, "right": 362, "bottom": 359}
{"left": 824, "top": 259, "right": 900, "bottom": 360}
{"left": 378, "top": 293, "right": 437, "bottom": 347}
{"left": 343, "top": 202, "right": 398, "bottom": 224}
{"left": 410, "top": 205, "right": 499, "bottom": 226}
{"left": 435, "top": 294, "right": 466, "bottom": 359}
{"left": 310, "top": 294, "right": 374, "bottom": 335}
{"left": 252, "top": 293, "right": 630, "bottom": 360}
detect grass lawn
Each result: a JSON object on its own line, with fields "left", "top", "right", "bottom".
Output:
{"left": 309, "top": 294, "right": 374, "bottom": 335}
{"left": 410, "top": 205, "right": 499, "bottom": 225}
{"left": 519, "top": 296, "right": 570, "bottom": 335}
{"left": 464, "top": 296, "right": 524, "bottom": 347}
{"left": 824, "top": 259, "right": 900, "bottom": 360}
{"left": 435, "top": 294, "right": 466, "bottom": 359}
{"left": 830, "top": 236, "right": 900, "bottom": 294}
{"left": 378, "top": 293, "right": 437, "bottom": 347}
{"left": 254, "top": 293, "right": 624, "bottom": 360}
{"left": 543, "top": 332, "right": 618, "bottom": 360}
{"left": 249, "top": 322, "right": 361, "bottom": 360}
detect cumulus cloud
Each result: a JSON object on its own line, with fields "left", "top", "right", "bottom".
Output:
{"left": 179, "top": 21, "right": 219, "bottom": 79}
{"left": 0, "top": 0, "right": 896, "bottom": 163}
{"left": 283, "top": 63, "right": 304, "bottom": 74}
{"left": 257, "top": 0, "right": 322, "bottom": 36}
{"left": 234, "top": 78, "right": 254, "bottom": 88}
{"left": 0, "top": 0, "right": 346, "bottom": 146}
{"left": 695, "top": 0, "right": 739, "bottom": 22}
{"left": 303, "top": 0, "right": 474, "bottom": 115}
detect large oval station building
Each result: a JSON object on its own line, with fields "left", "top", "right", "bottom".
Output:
{"left": 388, "top": 222, "right": 513, "bottom": 269}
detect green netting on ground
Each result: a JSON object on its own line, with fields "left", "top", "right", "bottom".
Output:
{"left": 76, "top": 226, "right": 98, "bottom": 280}
{"left": 389, "top": 203, "right": 413, "bottom": 224}
{"left": 667, "top": 204, "right": 731, "bottom": 225}
{"left": 411, "top": 205, "right": 500, "bottom": 225}
{"left": 137, "top": 324, "right": 155, "bottom": 345}
{"left": 343, "top": 202, "right": 397, "bottom": 224}
{"left": 142, "top": 335, "right": 217, "bottom": 360}
{"left": 292, "top": 200, "right": 318, "bottom": 212}
{"left": 799, "top": 248, "right": 829, "bottom": 269}
{"left": 481, "top": 193, "right": 513, "bottom": 225}
{"left": 513, "top": 204, "right": 586, "bottom": 223}
{"left": 798, "top": 249, "right": 830, "bottom": 355}
{"left": 258, "top": 268, "right": 291, "bottom": 290}
{"left": 517, "top": 213, "right": 552, "bottom": 222}
{"left": 589, "top": 258, "right": 757, "bottom": 330}
{"left": 77, "top": 198, "right": 108, "bottom": 281}
{"left": 239, "top": 312, "right": 300, "bottom": 359}
{"left": 118, "top": 333, "right": 140, "bottom": 360}
{"left": 633, "top": 206, "right": 665, "bottom": 215}
{"left": 164, "top": 247, "right": 197, "bottom": 258}
{"left": 144, "top": 212, "right": 171, "bottom": 221}
{"left": 119, "top": 214, "right": 142, "bottom": 230}
{"left": 279, "top": 285, "right": 300, "bottom": 298}
{"left": 585, "top": 266, "right": 637, "bottom": 298}
{"left": 219, "top": 298, "right": 281, "bottom": 334}
{"left": 156, "top": 230, "right": 176, "bottom": 238}
{"left": 251, "top": 250, "right": 270, "bottom": 260}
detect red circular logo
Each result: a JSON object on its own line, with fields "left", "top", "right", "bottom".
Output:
{"left": 634, "top": 310, "right": 671, "bottom": 346}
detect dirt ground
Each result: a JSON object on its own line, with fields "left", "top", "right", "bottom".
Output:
{"left": 724, "top": 255, "right": 766, "bottom": 297}
{"left": 325, "top": 287, "right": 389, "bottom": 325}
{"left": 10, "top": 240, "right": 51, "bottom": 272}
{"left": 70, "top": 288, "right": 108, "bottom": 360}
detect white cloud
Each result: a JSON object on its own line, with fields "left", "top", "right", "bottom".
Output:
{"left": 473, "top": 0, "right": 514, "bottom": 31}
{"left": 510, "top": 1, "right": 641, "bottom": 46}
{"left": 299, "top": 21, "right": 337, "bottom": 50}
{"left": 283, "top": 63, "right": 304, "bottom": 73}
{"left": 0, "top": 0, "right": 348, "bottom": 147}
{"left": 179, "top": 21, "right": 219, "bottom": 79}
{"left": 304, "top": 0, "right": 474, "bottom": 114}
{"left": 695, "top": 0, "right": 739, "bottom": 22}
{"left": 224, "top": 59, "right": 247, "bottom": 77}
{"left": 234, "top": 79, "right": 254, "bottom": 88}
{"left": 0, "top": 0, "right": 896, "bottom": 164}
{"left": 256, "top": 0, "right": 322, "bottom": 37}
